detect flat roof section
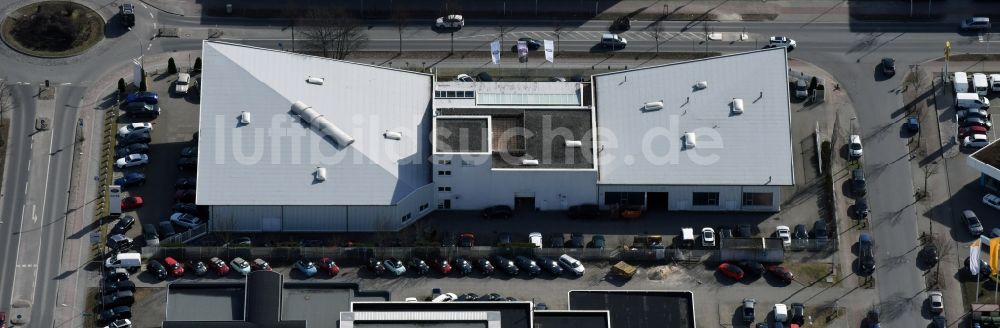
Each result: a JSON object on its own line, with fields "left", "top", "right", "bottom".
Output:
{"left": 436, "top": 118, "right": 489, "bottom": 153}
{"left": 351, "top": 302, "right": 532, "bottom": 328}
{"left": 533, "top": 311, "right": 610, "bottom": 328}
{"left": 435, "top": 82, "right": 583, "bottom": 107}
{"left": 593, "top": 48, "right": 794, "bottom": 186}
{"left": 568, "top": 290, "right": 695, "bottom": 328}
{"left": 354, "top": 323, "right": 486, "bottom": 328}
{"left": 166, "top": 284, "right": 245, "bottom": 321}
{"left": 969, "top": 140, "right": 1000, "bottom": 182}
{"left": 438, "top": 108, "right": 594, "bottom": 169}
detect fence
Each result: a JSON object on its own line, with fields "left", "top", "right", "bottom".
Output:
{"left": 161, "top": 224, "right": 208, "bottom": 245}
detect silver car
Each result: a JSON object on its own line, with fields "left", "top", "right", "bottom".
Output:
{"left": 927, "top": 290, "right": 943, "bottom": 314}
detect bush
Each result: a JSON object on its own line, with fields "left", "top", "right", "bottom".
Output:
{"left": 167, "top": 57, "right": 177, "bottom": 74}
{"left": 138, "top": 77, "right": 147, "bottom": 92}
{"left": 193, "top": 57, "right": 202, "bottom": 73}
{"left": 117, "top": 78, "right": 126, "bottom": 94}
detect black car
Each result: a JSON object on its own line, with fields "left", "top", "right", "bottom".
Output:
{"left": 790, "top": 303, "right": 805, "bottom": 325}
{"left": 482, "top": 205, "right": 513, "bottom": 219}
{"left": 568, "top": 204, "right": 601, "bottom": 219}
{"left": 921, "top": 245, "right": 940, "bottom": 266}
{"left": 518, "top": 37, "right": 542, "bottom": 50}
{"left": 147, "top": 259, "right": 167, "bottom": 280}
{"left": 440, "top": 230, "right": 456, "bottom": 247}
{"left": 119, "top": 3, "right": 135, "bottom": 27}
{"left": 114, "top": 172, "right": 146, "bottom": 187}
{"left": 496, "top": 232, "right": 512, "bottom": 246}
{"left": 101, "top": 291, "right": 134, "bottom": 309}
{"left": 103, "top": 280, "right": 136, "bottom": 293}
{"left": 932, "top": 315, "right": 946, "bottom": 328}
{"left": 477, "top": 258, "right": 495, "bottom": 275}
{"left": 142, "top": 223, "right": 159, "bottom": 246}
{"left": 367, "top": 258, "right": 385, "bottom": 276}
{"left": 177, "top": 157, "right": 197, "bottom": 171}
{"left": 717, "top": 226, "right": 734, "bottom": 239}
{"left": 453, "top": 258, "right": 473, "bottom": 275}
{"left": 793, "top": 224, "right": 808, "bottom": 240}
{"left": 565, "top": 233, "right": 584, "bottom": 248}
{"left": 106, "top": 269, "right": 129, "bottom": 282}
{"left": 172, "top": 203, "right": 199, "bottom": 215}
{"left": 813, "top": 220, "right": 829, "bottom": 242}
{"left": 175, "top": 177, "right": 197, "bottom": 189}
{"left": 115, "top": 143, "right": 149, "bottom": 158}
{"left": 854, "top": 198, "right": 870, "bottom": 219}
{"left": 158, "top": 221, "right": 177, "bottom": 238}
{"left": 859, "top": 233, "right": 876, "bottom": 275}
{"left": 408, "top": 258, "right": 430, "bottom": 275}
{"left": 852, "top": 169, "right": 867, "bottom": 196}
{"left": 106, "top": 234, "right": 133, "bottom": 252}
{"left": 535, "top": 256, "right": 563, "bottom": 275}
{"left": 110, "top": 215, "right": 135, "bottom": 235}
{"left": 881, "top": 57, "right": 896, "bottom": 76}
{"left": 492, "top": 255, "right": 519, "bottom": 275}
{"left": 458, "top": 292, "right": 480, "bottom": 301}
{"left": 117, "top": 131, "right": 151, "bottom": 145}
{"left": 738, "top": 224, "right": 753, "bottom": 237}
{"left": 588, "top": 235, "right": 605, "bottom": 249}
{"left": 180, "top": 146, "right": 198, "bottom": 158}
{"left": 477, "top": 72, "right": 494, "bottom": 82}
{"left": 514, "top": 256, "right": 541, "bottom": 276}
{"left": 738, "top": 261, "right": 765, "bottom": 277}
{"left": 123, "top": 102, "right": 160, "bottom": 119}
{"left": 100, "top": 305, "right": 132, "bottom": 322}
{"left": 548, "top": 234, "right": 565, "bottom": 248}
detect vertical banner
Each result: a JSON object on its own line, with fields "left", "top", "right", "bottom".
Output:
{"left": 544, "top": 39, "right": 554, "bottom": 63}
{"left": 517, "top": 41, "right": 528, "bottom": 63}
{"left": 108, "top": 185, "right": 122, "bottom": 216}
{"left": 971, "top": 239, "right": 982, "bottom": 275}
{"left": 132, "top": 58, "right": 142, "bottom": 86}
{"left": 490, "top": 40, "right": 501, "bottom": 65}
{"left": 989, "top": 237, "right": 1000, "bottom": 276}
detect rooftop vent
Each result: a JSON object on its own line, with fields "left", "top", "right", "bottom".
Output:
{"left": 684, "top": 132, "right": 696, "bottom": 149}
{"left": 306, "top": 77, "right": 325, "bottom": 85}
{"left": 290, "top": 101, "right": 355, "bottom": 147}
{"left": 565, "top": 140, "right": 583, "bottom": 148}
{"left": 239, "top": 111, "right": 251, "bottom": 124}
{"left": 384, "top": 131, "right": 402, "bottom": 140}
{"left": 315, "top": 167, "right": 327, "bottom": 181}
{"left": 643, "top": 101, "right": 663, "bottom": 112}
{"left": 521, "top": 159, "right": 540, "bottom": 166}
{"left": 731, "top": 98, "right": 744, "bottom": 114}
{"left": 694, "top": 81, "right": 708, "bottom": 90}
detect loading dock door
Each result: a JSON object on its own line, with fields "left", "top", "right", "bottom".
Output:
{"left": 647, "top": 192, "right": 669, "bottom": 210}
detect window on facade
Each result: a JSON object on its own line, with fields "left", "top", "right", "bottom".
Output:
{"left": 419, "top": 203, "right": 429, "bottom": 211}
{"left": 461, "top": 160, "right": 475, "bottom": 166}
{"left": 604, "top": 192, "right": 645, "bottom": 205}
{"left": 437, "top": 170, "right": 451, "bottom": 176}
{"left": 438, "top": 200, "right": 451, "bottom": 209}
{"left": 438, "top": 159, "right": 452, "bottom": 165}
{"left": 742, "top": 192, "right": 773, "bottom": 206}
{"left": 692, "top": 192, "right": 720, "bottom": 206}
{"left": 438, "top": 186, "right": 452, "bottom": 192}
{"left": 401, "top": 213, "right": 412, "bottom": 222}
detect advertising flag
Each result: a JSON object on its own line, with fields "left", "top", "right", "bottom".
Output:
{"left": 490, "top": 40, "right": 501, "bottom": 65}
{"left": 544, "top": 40, "right": 554, "bottom": 63}
{"left": 989, "top": 237, "right": 1000, "bottom": 276}
{"left": 971, "top": 239, "right": 982, "bottom": 275}
{"left": 517, "top": 41, "right": 528, "bottom": 63}
{"left": 133, "top": 58, "right": 143, "bottom": 86}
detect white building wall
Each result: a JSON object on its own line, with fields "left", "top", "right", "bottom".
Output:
{"left": 434, "top": 154, "right": 597, "bottom": 210}
{"left": 209, "top": 205, "right": 281, "bottom": 232}
{"left": 597, "top": 185, "right": 781, "bottom": 212}
{"left": 395, "top": 183, "right": 436, "bottom": 230}
{"left": 346, "top": 205, "right": 397, "bottom": 231}
{"left": 282, "top": 206, "right": 348, "bottom": 231}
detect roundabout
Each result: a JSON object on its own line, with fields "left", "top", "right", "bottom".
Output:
{"left": 0, "top": 1, "right": 105, "bottom": 58}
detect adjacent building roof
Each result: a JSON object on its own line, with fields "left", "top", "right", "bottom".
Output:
{"left": 969, "top": 141, "right": 1000, "bottom": 182}
{"left": 593, "top": 49, "right": 794, "bottom": 186}
{"left": 568, "top": 290, "right": 695, "bottom": 328}
{"left": 163, "top": 271, "right": 306, "bottom": 328}
{"left": 533, "top": 311, "right": 610, "bottom": 328}
{"left": 196, "top": 41, "right": 433, "bottom": 206}
{"left": 435, "top": 82, "right": 583, "bottom": 108}
{"left": 351, "top": 302, "right": 531, "bottom": 328}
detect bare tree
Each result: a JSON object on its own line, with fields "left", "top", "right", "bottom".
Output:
{"left": 392, "top": 8, "right": 408, "bottom": 55}
{"left": 299, "top": 8, "right": 368, "bottom": 60}
{"left": 653, "top": 21, "right": 664, "bottom": 54}
{"left": 919, "top": 161, "right": 938, "bottom": 200}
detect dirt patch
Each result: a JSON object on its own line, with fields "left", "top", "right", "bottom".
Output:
{"left": 646, "top": 265, "right": 681, "bottom": 280}
{"left": 741, "top": 13, "right": 779, "bottom": 21}
{"left": 804, "top": 306, "right": 846, "bottom": 328}
{"left": 785, "top": 262, "right": 837, "bottom": 287}
{"left": 84, "top": 287, "right": 97, "bottom": 328}
{"left": 940, "top": 54, "right": 1000, "bottom": 62}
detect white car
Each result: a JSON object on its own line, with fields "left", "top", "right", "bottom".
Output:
{"left": 964, "top": 134, "right": 990, "bottom": 148}
{"left": 529, "top": 232, "right": 543, "bottom": 248}
{"left": 229, "top": 257, "right": 251, "bottom": 276}
{"left": 456, "top": 74, "right": 474, "bottom": 82}
{"left": 175, "top": 73, "right": 191, "bottom": 94}
{"left": 103, "top": 319, "right": 132, "bottom": 328}
{"left": 776, "top": 225, "right": 791, "bottom": 247}
{"left": 118, "top": 123, "right": 152, "bottom": 137}
{"left": 984, "top": 194, "right": 1000, "bottom": 210}
{"left": 170, "top": 212, "right": 202, "bottom": 228}
{"left": 558, "top": 254, "right": 585, "bottom": 276}
{"left": 928, "top": 290, "right": 943, "bottom": 314}
{"left": 435, "top": 14, "right": 464, "bottom": 28}
{"left": 115, "top": 154, "right": 149, "bottom": 168}
{"left": 849, "top": 134, "right": 863, "bottom": 158}
{"left": 432, "top": 292, "right": 458, "bottom": 302}
{"left": 701, "top": 227, "right": 715, "bottom": 247}
{"left": 773, "top": 303, "right": 788, "bottom": 322}
{"left": 767, "top": 36, "right": 796, "bottom": 49}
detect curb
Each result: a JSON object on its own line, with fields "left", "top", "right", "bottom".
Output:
{"left": 139, "top": 0, "right": 184, "bottom": 17}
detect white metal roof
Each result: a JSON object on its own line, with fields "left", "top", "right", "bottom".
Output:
{"left": 196, "top": 41, "right": 432, "bottom": 205}
{"left": 593, "top": 49, "right": 794, "bottom": 186}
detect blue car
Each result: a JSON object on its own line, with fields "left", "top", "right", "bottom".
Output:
{"left": 114, "top": 172, "right": 146, "bottom": 187}
{"left": 905, "top": 116, "right": 919, "bottom": 132}
{"left": 294, "top": 259, "right": 318, "bottom": 277}
{"left": 126, "top": 91, "right": 158, "bottom": 104}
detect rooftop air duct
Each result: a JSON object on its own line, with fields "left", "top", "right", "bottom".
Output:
{"left": 684, "top": 132, "right": 697, "bottom": 149}
{"left": 315, "top": 167, "right": 327, "bottom": 181}
{"left": 643, "top": 101, "right": 664, "bottom": 112}
{"left": 384, "top": 131, "right": 402, "bottom": 140}
{"left": 306, "top": 77, "right": 325, "bottom": 85}
{"left": 565, "top": 140, "right": 583, "bottom": 148}
{"left": 290, "top": 101, "right": 355, "bottom": 147}
{"left": 521, "top": 159, "right": 540, "bottom": 166}
{"left": 731, "top": 98, "right": 744, "bottom": 114}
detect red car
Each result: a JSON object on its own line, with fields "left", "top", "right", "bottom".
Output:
{"left": 960, "top": 125, "right": 989, "bottom": 139}
{"left": 0, "top": 311, "right": 6, "bottom": 328}
{"left": 433, "top": 258, "right": 452, "bottom": 274}
{"left": 252, "top": 258, "right": 272, "bottom": 271}
{"left": 164, "top": 257, "right": 185, "bottom": 277}
{"left": 121, "top": 196, "right": 144, "bottom": 210}
{"left": 208, "top": 257, "right": 230, "bottom": 276}
{"left": 320, "top": 257, "right": 340, "bottom": 275}
{"left": 718, "top": 262, "right": 745, "bottom": 280}
{"left": 767, "top": 265, "right": 794, "bottom": 283}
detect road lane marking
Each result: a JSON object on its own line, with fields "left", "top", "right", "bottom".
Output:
{"left": 149, "top": 12, "right": 154, "bottom": 19}
{"left": 140, "top": 3, "right": 147, "bottom": 9}
{"left": 31, "top": 204, "right": 35, "bottom": 224}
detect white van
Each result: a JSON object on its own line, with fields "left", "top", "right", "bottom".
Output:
{"left": 973, "top": 73, "right": 990, "bottom": 96}
{"left": 956, "top": 92, "right": 991, "bottom": 109}
{"left": 431, "top": 293, "right": 457, "bottom": 302}
{"left": 955, "top": 72, "right": 969, "bottom": 93}
{"left": 104, "top": 252, "right": 142, "bottom": 271}
{"left": 990, "top": 74, "right": 1000, "bottom": 92}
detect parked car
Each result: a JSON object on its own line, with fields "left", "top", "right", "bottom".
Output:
{"left": 117, "top": 123, "right": 152, "bottom": 137}
{"left": 114, "top": 172, "right": 146, "bottom": 187}
{"left": 535, "top": 256, "right": 563, "bottom": 275}
{"left": 773, "top": 303, "right": 788, "bottom": 323}
{"left": 813, "top": 220, "right": 829, "bottom": 243}
{"left": 851, "top": 168, "right": 867, "bottom": 196}
{"left": 408, "top": 258, "right": 429, "bottom": 275}
{"left": 928, "top": 290, "right": 944, "bottom": 314}
{"left": 793, "top": 224, "right": 808, "bottom": 242}
{"left": 566, "top": 233, "right": 585, "bottom": 248}
{"left": 169, "top": 212, "right": 201, "bottom": 229}
{"left": 739, "top": 261, "right": 765, "bottom": 277}
{"left": 141, "top": 223, "right": 159, "bottom": 246}
{"left": 518, "top": 37, "right": 542, "bottom": 50}
{"left": 106, "top": 268, "right": 129, "bottom": 282}
{"left": 208, "top": 257, "right": 229, "bottom": 276}
{"left": 110, "top": 216, "right": 135, "bottom": 235}
{"left": 252, "top": 258, "right": 272, "bottom": 271}
{"left": 964, "top": 209, "right": 985, "bottom": 236}
{"left": 476, "top": 72, "right": 493, "bottom": 82}
{"left": 115, "top": 143, "right": 149, "bottom": 158}
{"left": 558, "top": 254, "right": 585, "bottom": 276}
{"left": 174, "top": 189, "right": 196, "bottom": 202}
{"left": 456, "top": 74, "right": 474, "bottom": 82}
{"left": 568, "top": 204, "right": 600, "bottom": 219}
{"left": 126, "top": 91, "right": 158, "bottom": 104}
{"left": 859, "top": 233, "right": 876, "bottom": 275}
{"left": 905, "top": 116, "right": 919, "bottom": 132}
{"left": 104, "top": 319, "right": 132, "bottom": 328}
{"left": 457, "top": 233, "right": 475, "bottom": 247}
{"left": 776, "top": 226, "right": 791, "bottom": 246}
{"left": 880, "top": 57, "right": 895, "bottom": 76}
{"left": 718, "top": 262, "right": 744, "bottom": 280}
{"left": 172, "top": 203, "right": 199, "bottom": 215}
{"left": 515, "top": 256, "right": 542, "bottom": 276}
{"left": 549, "top": 234, "right": 565, "bottom": 248}
{"left": 964, "top": 134, "right": 990, "bottom": 148}
{"left": 984, "top": 194, "right": 1000, "bottom": 211}
{"left": 163, "top": 257, "right": 184, "bottom": 277}
{"left": 961, "top": 117, "right": 992, "bottom": 130}
{"left": 588, "top": 235, "right": 605, "bottom": 249}
{"left": 116, "top": 131, "right": 150, "bottom": 145}
{"left": 384, "top": 258, "right": 407, "bottom": 276}
{"left": 718, "top": 226, "right": 734, "bottom": 239}
{"left": 960, "top": 16, "right": 991, "bottom": 31}
{"left": 177, "top": 157, "right": 197, "bottom": 170}
{"left": 367, "top": 258, "right": 385, "bottom": 276}
{"left": 175, "top": 73, "right": 192, "bottom": 94}
{"left": 855, "top": 198, "right": 870, "bottom": 219}
{"left": 147, "top": 259, "right": 167, "bottom": 280}
{"left": 768, "top": 265, "right": 794, "bottom": 283}
{"left": 767, "top": 36, "right": 796, "bottom": 49}
{"left": 477, "top": 258, "right": 496, "bottom": 275}
{"left": 921, "top": 244, "right": 940, "bottom": 266}
{"left": 432, "top": 258, "right": 452, "bottom": 274}
{"left": 789, "top": 303, "right": 805, "bottom": 324}
{"left": 294, "top": 259, "right": 318, "bottom": 277}
{"left": 849, "top": 134, "right": 863, "bottom": 158}
{"left": 960, "top": 125, "right": 989, "bottom": 139}
{"left": 115, "top": 154, "right": 149, "bottom": 168}
{"left": 482, "top": 205, "right": 513, "bottom": 219}
{"left": 492, "top": 255, "right": 519, "bottom": 275}
{"left": 158, "top": 221, "right": 176, "bottom": 238}
{"left": 123, "top": 101, "right": 159, "bottom": 116}
{"left": 103, "top": 280, "right": 136, "bottom": 293}
{"left": 702, "top": 227, "right": 716, "bottom": 247}
{"left": 180, "top": 146, "right": 198, "bottom": 158}
{"left": 229, "top": 257, "right": 251, "bottom": 276}
{"left": 100, "top": 306, "right": 132, "bottom": 322}
{"left": 453, "top": 258, "right": 473, "bottom": 275}
{"left": 742, "top": 298, "right": 756, "bottom": 323}
{"left": 187, "top": 260, "right": 207, "bottom": 276}
{"left": 529, "top": 232, "right": 543, "bottom": 248}
{"left": 435, "top": 14, "right": 464, "bottom": 29}
{"left": 174, "top": 177, "right": 196, "bottom": 189}
{"left": 319, "top": 257, "right": 340, "bottom": 276}
{"left": 106, "top": 234, "right": 133, "bottom": 252}
{"left": 120, "top": 196, "right": 143, "bottom": 211}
